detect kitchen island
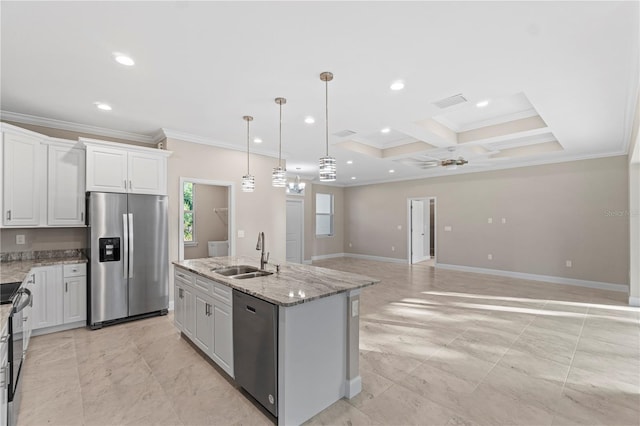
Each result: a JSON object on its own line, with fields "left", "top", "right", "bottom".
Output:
{"left": 173, "top": 256, "right": 379, "bottom": 426}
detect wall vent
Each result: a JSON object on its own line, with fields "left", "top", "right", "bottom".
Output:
{"left": 433, "top": 94, "right": 467, "bottom": 109}
{"left": 333, "top": 129, "right": 356, "bottom": 138}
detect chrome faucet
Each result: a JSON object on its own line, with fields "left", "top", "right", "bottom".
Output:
{"left": 256, "top": 232, "right": 269, "bottom": 270}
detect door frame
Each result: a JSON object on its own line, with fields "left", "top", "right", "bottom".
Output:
{"left": 407, "top": 196, "right": 437, "bottom": 264}
{"left": 178, "top": 177, "right": 235, "bottom": 261}
{"left": 286, "top": 197, "right": 305, "bottom": 263}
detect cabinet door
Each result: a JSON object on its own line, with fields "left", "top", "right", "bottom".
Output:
{"left": 2, "top": 131, "right": 43, "bottom": 226}
{"left": 174, "top": 283, "right": 185, "bottom": 332}
{"left": 31, "top": 266, "right": 64, "bottom": 329}
{"left": 183, "top": 286, "right": 195, "bottom": 338}
{"left": 63, "top": 276, "right": 86, "bottom": 324}
{"left": 128, "top": 151, "right": 166, "bottom": 195}
{"left": 48, "top": 145, "right": 86, "bottom": 225}
{"left": 85, "top": 145, "right": 127, "bottom": 193}
{"left": 212, "top": 301, "right": 234, "bottom": 377}
{"left": 193, "top": 294, "right": 213, "bottom": 353}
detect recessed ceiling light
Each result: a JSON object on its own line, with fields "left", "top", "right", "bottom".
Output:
{"left": 381, "top": 127, "right": 391, "bottom": 133}
{"left": 346, "top": 160, "right": 353, "bottom": 165}
{"left": 253, "top": 138, "right": 262, "bottom": 144}
{"left": 351, "top": 176, "right": 356, "bottom": 180}
{"left": 389, "top": 169, "right": 395, "bottom": 173}
{"left": 476, "top": 100, "right": 490, "bottom": 108}
{"left": 304, "top": 116, "right": 315, "bottom": 124}
{"left": 95, "top": 102, "right": 112, "bottom": 111}
{"left": 390, "top": 81, "right": 405, "bottom": 91}
{"left": 114, "top": 53, "right": 135, "bottom": 66}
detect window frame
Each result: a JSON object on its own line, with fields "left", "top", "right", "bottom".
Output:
{"left": 315, "top": 192, "right": 334, "bottom": 237}
{"left": 183, "top": 181, "right": 197, "bottom": 246}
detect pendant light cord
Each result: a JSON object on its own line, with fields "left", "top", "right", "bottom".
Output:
{"left": 279, "top": 102, "right": 282, "bottom": 167}
{"left": 325, "top": 78, "right": 329, "bottom": 156}
{"left": 246, "top": 119, "right": 250, "bottom": 174}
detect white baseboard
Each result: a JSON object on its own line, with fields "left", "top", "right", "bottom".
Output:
{"left": 311, "top": 253, "right": 347, "bottom": 261}
{"left": 344, "top": 253, "right": 409, "bottom": 264}
{"left": 629, "top": 296, "right": 640, "bottom": 307}
{"left": 310, "top": 252, "right": 408, "bottom": 264}
{"left": 31, "top": 320, "right": 85, "bottom": 337}
{"left": 303, "top": 260, "right": 313, "bottom": 265}
{"left": 435, "top": 263, "right": 629, "bottom": 293}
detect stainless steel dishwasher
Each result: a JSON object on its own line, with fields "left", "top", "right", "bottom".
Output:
{"left": 233, "top": 289, "right": 278, "bottom": 417}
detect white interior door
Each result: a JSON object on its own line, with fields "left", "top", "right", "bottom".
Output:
{"left": 411, "top": 200, "right": 426, "bottom": 263}
{"left": 286, "top": 199, "right": 303, "bottom": 263}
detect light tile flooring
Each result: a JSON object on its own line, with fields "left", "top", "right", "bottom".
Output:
{"left": 18, "top": 258, "right": 640, "bottom": 426}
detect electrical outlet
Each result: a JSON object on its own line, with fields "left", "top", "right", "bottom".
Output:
{"left": 349, "top": 242, "right": 352, "bottom": 248}
{"left": 237, "top": 230, "right": 245, "bottom": 238}
{"left": 566, "top": 260, "right": 572, "bottom": 268}
{"left": 352, "top": 300, "right": 359, "bottom": 317}
{"left": 488, "top": 218, "right": 493, "bottom": 224}
{"left": 502, "top": 218, "right": 507, "bottom": 224}
{"left": 391, "top": 246, "right": 395, "bottom": 251}
{"left": 488, "top": 254, "right": 493, "bottom": 260}
{"left": 397, "top": 225, "right": 402, "bottom": 230}
{"left": 16, "top": 234, "right": 25, "bottom": 245}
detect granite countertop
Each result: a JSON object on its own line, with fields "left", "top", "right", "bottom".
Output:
{"left": 173, "top": 256, "right": 379, "bottom": 307}
{"left": 0, "top": 255, "right": 87, "bottom": 285}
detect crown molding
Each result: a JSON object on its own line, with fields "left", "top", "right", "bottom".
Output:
{"left": 159, "top": 128, "right": 285, "bottom": 160}
{"left": 0, "top": 110, "right": 156, "bottom": 144}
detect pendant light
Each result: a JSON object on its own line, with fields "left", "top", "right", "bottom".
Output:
{"left": 319, "top": 71, "right": 336, "bottom": 181}
{"left": 242, "top": 115, "right": 255, "bottom": 192}
{"left": 272, "top": 97, "right": 287, "bottom": 187}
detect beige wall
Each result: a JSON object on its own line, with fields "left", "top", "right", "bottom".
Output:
{"left": 300, "top": 183, "right": 345, "bottom": 261}
{"left": 166, "top": 137, "right": 286, "bottom": 263}
{"left": 0, "top": 227, "right": 86, "bottom": 252}
{"left": 184, "top": 184, "right": 229, "bottom": 259}
{"left": 345, "top": 156, "right": 629, "bottom": 286}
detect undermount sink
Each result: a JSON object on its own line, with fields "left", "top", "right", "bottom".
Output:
{"left": 213, "top": 265, "right": 273, "bottom": 279}
{"left": 213, "top": 265, "right": 260, "bottom": 276}
{"left": 232, "top": 271, "right": 273, "bottom": 279}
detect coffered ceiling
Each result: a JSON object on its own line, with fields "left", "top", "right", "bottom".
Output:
{"left": 1, "top": 1, "right": 638, "bottom": 186}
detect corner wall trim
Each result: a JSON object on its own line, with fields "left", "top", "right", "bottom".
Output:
{"left": 168, "top": 300, "right": 175, "bottom": 311}
{"left": 435, "top": 263, "right": 629, "bottom": 293}
{"left": 629, "top": 297, "right": 640, "bottom": 307}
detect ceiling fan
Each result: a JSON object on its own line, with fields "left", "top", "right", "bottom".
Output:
{"left": 395, "top": 146, "right": 490, "bottom": 170}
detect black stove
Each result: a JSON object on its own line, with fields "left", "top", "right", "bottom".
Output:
{"left": 0, "top": 282, "right": 21, "bottom": 305}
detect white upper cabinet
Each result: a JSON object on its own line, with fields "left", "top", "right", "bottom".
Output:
{"left": 83, "top": 139, "right": 171, "bottom": 195}
{"left": 2, "top": 126, "right": 45, "bottom": 226}
{"left": 47, "top": 141, "right": 86, "bottom": 225}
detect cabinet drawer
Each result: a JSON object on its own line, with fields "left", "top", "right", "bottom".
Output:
{"left": 212, "top": 281, "right": 232, "bottom": 306}
{"left": 63, "top": 263, "right": 86, "bottom": 277}
{"left": 194, "top": 277, "right": 212, "bottom": 295}
{"left": 175, "top": 269, "right": 195, "bottom": 286}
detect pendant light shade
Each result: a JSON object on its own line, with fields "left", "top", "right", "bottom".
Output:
{"left": 242, "top": 115, "right": 255, "bottom": 193}
{"left": 272, "top": 97, "right": 287, "bottom": 187}
{"left": 319, "top": 71, "right": 336, "bottom": 182}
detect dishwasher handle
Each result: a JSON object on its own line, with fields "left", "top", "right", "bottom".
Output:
{"left": 246, "top": 305, "right": 256, "bottom": 313}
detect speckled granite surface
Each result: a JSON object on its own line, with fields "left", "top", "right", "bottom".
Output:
{"left": 0, "top": 249, "right": 85, "bottom": 262}
{"left": 0, "top": 255, "right": 87, "bottom": 285}
{"left": 173, "top": 256, "right": 379, "bottom": 307}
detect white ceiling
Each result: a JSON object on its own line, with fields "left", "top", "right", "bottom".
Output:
{"left": 1, "top": 1, "right": 638, "bottom": 186}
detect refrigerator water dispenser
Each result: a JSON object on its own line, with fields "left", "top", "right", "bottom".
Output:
{"left": 99, "top": 237, "right": 120, "bottom": 262}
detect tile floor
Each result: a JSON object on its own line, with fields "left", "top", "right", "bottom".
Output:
{"left": 18, "top": 258, "right": 640, "bottom": 426}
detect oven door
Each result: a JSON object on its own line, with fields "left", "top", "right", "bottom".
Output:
{"left": 9, "top": 288, "right": 31, "bottom": 402}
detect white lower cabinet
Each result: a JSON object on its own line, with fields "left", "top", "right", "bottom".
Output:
{"left": 174, "top": 267, "right": 234, "bottom": 377}
{"left": 30, "top": 263, "right": 87, "bottom": 335}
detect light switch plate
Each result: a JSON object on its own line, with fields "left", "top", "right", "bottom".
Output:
{"left": 444, "top": 226, "right": 452, "bottom": 231}
{"left": 237, "top": 230, "right": 245, "bottom": 238}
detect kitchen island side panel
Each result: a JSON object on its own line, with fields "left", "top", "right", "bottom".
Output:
{"left": 278, "top": 292, "right": 348, "bottom": 426}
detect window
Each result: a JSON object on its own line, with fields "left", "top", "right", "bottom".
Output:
{"left": 315, "top": 193, "right": 334, "bottom": 236}
{"left": 183, "top": 181, "right": 195, "bottom": 244}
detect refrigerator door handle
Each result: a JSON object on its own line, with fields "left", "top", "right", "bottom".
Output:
{"left": 128, "top": 213, "right": 134, "bottom": 278}
{"left": 123, "top": 213, "right": 129, "bottom": 279}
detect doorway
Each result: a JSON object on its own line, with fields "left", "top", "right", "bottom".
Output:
{"left": 407, "top": 197, "right": 436, "bottom": 264}
{"left": 178, "top": 178, "right": 235, "bottom": 261}
{"left": 286, "top": 198, "right": 304, "bottom": 263}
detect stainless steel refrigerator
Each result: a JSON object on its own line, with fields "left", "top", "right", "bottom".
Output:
{"left": 87, "top": 192, "right": 169, "bottom": 329}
